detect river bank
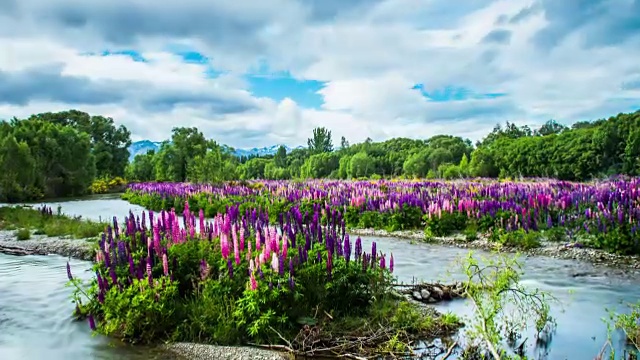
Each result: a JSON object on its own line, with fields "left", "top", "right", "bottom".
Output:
{"left": 348, "top": 228, "right": 640, "bottom": 274}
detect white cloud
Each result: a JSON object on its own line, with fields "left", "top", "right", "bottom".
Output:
{"left": 0, "top": 0, "right": 639, "bottom": 149}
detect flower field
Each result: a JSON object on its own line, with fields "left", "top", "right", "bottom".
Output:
{"left": 68, "top": 200, "right": 460, "bottom": 356}
{"left": 124, "top": 178, "right": 640, "bottom": 255}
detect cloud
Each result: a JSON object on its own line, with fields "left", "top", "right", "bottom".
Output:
{"left": 481, "top": 29, "right": 512, "bottom": 44}
{"left": 0, "top": 64, "right": 127, "bottom": 106}
{"left": 0, "top": 0, "right": 639, "bottom": 149}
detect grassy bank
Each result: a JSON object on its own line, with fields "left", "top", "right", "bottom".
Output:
{"left": 0, "top": 205, "right": 106, "bottom": 239}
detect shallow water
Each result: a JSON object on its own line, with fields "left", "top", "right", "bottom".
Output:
{"left": 1, "top": 195, "right": 639, "bottom": 359}
{"left": 0, "top": 253, "right": 181, "bottom": 360}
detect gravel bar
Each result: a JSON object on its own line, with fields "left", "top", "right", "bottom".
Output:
{"left": 165, "top": 343, "right": 291, "bottom": 360}
{"left": 0, "top": 230, "right": 96, "bottom": 260}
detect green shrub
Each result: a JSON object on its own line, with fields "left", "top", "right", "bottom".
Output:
{"left": 16, "top": 228, "right": 31, "bottom": 240}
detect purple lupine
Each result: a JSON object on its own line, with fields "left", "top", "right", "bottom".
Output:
{"left": 343, "top": 235, "right": 351, "bottom": 263}
{"left": 278, "top": 253, "right": 285, "bottom": 276}
{"left": 227, "top": 259, "right": 234, "bottom": 278}
{"left": 66, "top": 262, "right": 73, "bottom": 281}
{"left": 355, "top": 237, "right": 362, "bottom": 262}
{"left": 88, "top": 315, "right": 96, "bottom": 331}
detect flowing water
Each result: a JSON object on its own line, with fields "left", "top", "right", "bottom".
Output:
{"left": 1, "top": 194, "right": 639, "bottom": 359}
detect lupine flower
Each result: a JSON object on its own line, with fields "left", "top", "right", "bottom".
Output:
{"left": 227, "top": 259, "right": 234, "bottom": 278}
{"left": 162, "top": 253, "right": 169, "bottom": 276}
{"left": 88, "top": 315, "right": 96, "bottom": 330}
{"left": 66, "top": 262, "right": 73, "bottom": 281}
{"left": 250, "top": 271, "right": 258, "bottom": 290}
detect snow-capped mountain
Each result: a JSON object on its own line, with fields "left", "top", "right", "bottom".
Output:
{"left": 128, "top": 141, "right": 304, "bottom": 162}
{"left": 128, "top": 140, "right": 163, "bottom": 161}
{"left": 232, "top": 144, "right": 305, "bottom": 158}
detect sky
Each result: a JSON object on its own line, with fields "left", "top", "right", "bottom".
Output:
{"left": 1, "top": 0, "right": 639, "bottom": 148}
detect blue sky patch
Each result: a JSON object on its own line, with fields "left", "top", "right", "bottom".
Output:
{"left": 246, "top": 74, "right": 325, "bottom": 109}
{"left": 412, "top": 84, "right": 506, "bottom": 102}
{"left": 99, "top": 50, "right": 147, "bottom": 62}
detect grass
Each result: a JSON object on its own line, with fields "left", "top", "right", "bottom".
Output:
{"left": 0, "top": 206, "right": 107, "bottom": 240}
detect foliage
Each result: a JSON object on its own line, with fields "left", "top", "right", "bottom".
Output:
{"left": 0, "top": 205, "right": 106, "bottom": 239}
{"left": 459, "top": 252, "right": 556, "bottom": 359}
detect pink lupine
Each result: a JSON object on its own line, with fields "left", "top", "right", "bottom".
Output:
{"left": 162, "top": 253, "right": 169, "bottom": 276}
{"left": 271, "top": 252, "right": 279, "bottom": 272}
{"left": 221, "top": 233, "right": 230, "bottom": 259}
{"left": 247, "top": 240, "right": 253, "bottom": 261}
{"left": 282, "top": 234, "right": 288, "bottom": 259}
{"left": 250, "top": 271, "right": 258, "bottom": 290}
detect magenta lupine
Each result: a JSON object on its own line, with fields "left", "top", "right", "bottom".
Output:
{"left": 379, "top": 255, "right": 386, "bottom": 269}
{"left": 250, "top": 271, "right": 258, "bottom": 290}
{"left": 390, "top": 253, "right": 394, "bottom": 273}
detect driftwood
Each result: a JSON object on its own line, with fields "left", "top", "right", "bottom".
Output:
{"left": 0, "top": 244, "right": 38, "bottom": 256}
{"left": 393, "top": 281, "right": 466, "bottom": 304}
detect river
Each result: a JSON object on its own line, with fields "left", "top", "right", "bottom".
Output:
{"left": 1, "top": 194, "right": 639, "bottom": 359}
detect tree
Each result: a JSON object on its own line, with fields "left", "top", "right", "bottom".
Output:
{"left": 0, "top": 136, "right": 37, "bottom": 201}
{"left": 307, "top": 127, "right": 333, "bottom": 154}
{"left": 28, "top": 110, "right": 131, "bottom": 177}
{"left": 349, "top": 151, "right": 373, "bottom": 178}
{"left": 274, "top": 145, "right": 287, "bottom": 168}
{"left": 126, "top": 150, "right": 156, "bottom": 181}
{"left": 340, "top": 136, "right": 350, "bottom": 149}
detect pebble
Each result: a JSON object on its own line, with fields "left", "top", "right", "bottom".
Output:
{"left": 165, "top": 343, "right": 291, "bottom": 360}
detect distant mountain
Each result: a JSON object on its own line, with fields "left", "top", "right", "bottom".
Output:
{"left": 128, "top": 140, "right": 163, "bottom": 161}
{"left": 128, "top": 141, "right": 304, "bottom": 162}
{"left": 231, "top": 144, "right": 305, "bottom": 158}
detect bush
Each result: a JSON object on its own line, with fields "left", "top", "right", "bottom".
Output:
{"left": 16, "top": 228, "right": 31, "bottom": 240}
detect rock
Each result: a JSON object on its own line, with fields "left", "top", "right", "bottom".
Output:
{"left": 426, "top": 297, "right": 438, "bottom": 304}
{"left": 431, "top": 286, "right": 444, "bottom": 299}
{"left": 420, "top": 289, "right": 430, "bottom": 299}
{"left": 412, "top": 291, "right": 422, "bottom": 300}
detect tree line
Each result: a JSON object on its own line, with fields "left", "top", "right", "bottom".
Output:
{"left": 2, "top": 108, "right": 638, "bottom": 202}
{"left": 127, "top": 110, "right": 640, "bottom": 183}
{"left": 0, "top": 110, "right": 131, "bottom": 202}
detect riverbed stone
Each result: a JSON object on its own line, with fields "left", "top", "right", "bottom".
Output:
{"left": 420, "top": 289, "right": 430, "bottom": 299}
